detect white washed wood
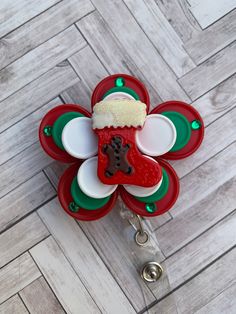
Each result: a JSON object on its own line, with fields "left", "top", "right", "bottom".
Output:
{"left": 144, "top": 295, "right": 178, "bottom": 314}
{"left": 69, "top": 45, "right": 108, "bottom": 90}
{"left": 179, "top": 41, "right": 236, "bottom": 100}
{"left": 43, "top": 161, "right": 68, "bottom": 189}
{"left": 145, "top": 213, "right": 236, "bottom": 305}
{"left": 124, "top": 0, "right": 195, "bottom": 77}
{"left": 0, "top": 0, "right": 60, "bottom": 38}
{"left": 189, "top": 0, "right": 236, "bottom": 28}
{"left": 69, "top": 44, "right": 162, "bottom": 107}
{"left": 156, "top": 176, "right": 236, "bottom": 256}
{"left": 171, "top": 142, "right": 236, "bottom": 216}
{"left": 0, "top": 63, "right": 79, "bottom": 133}
{"left": 61, "top": 80, "right": 93, "bottom": 112}
{"left": 85, "top": 1, "right": 189, "bottom": 101}
{"left": 185, "top": 10, "right": 236, "bottom": 63}
{"left": 192, "top": 73, "right": 236, "bottom": 126}
{"left": 0, "top": 172, "right": 55, "bottom": 233}
{"left": 0, "top": 253, "right": 41, "bottom": 304}
{"left": 30, "top": 236, "right": 100, "bottom": 314}
{"left": 170, "top": 107, "right": 236, "bottom": 178}
{"left": 79, "top": 206, "right": 164, "bottom": 310}
{"left": 75, "top": 19, "right": 162, "bottom": 105}
{"left": 196, "top": 282, "right": 236, "bottom": 314}
{"left": 20, "top": 277, "right": 65, "bottom": 314}
{"left": 0, "top": 98, "right": 61, "bottom": 164}
{"left": 77, "top": 15, "right": 136, "bottom": 75}
{"left": 0, "top": 0, "right": 94, "bottom": 69}
{"left": 0, "top": 26, "right": 85, "bottom": 102}
{"left": 0, "top": 294, "right": 28, "bottom": 314}
{"left": 145, "top": 212, "right": 172, "bottom": 232}
{"left": 38, "top": 199, "right": 136, "bottom": 314}
{"left": 156, "top": 0, "right": 201, "bottom": 42}
{"left": 160, "top": 211, "right": 236, "bottom": 290}
{"left": 0, "top": 213, "right": 49, "bottom": 268}
{"left": 148, "top": 248, "right": 236, "bottom": 314}
{"left": 0, "top": 142, "right": 52, "bottom": 199}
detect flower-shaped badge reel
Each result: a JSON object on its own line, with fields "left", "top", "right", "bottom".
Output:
{"left": 39, "top": 74, "right": 204, "bottom": 221}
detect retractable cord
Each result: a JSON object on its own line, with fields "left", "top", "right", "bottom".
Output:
{"left": 119, "top": 198, "right": 163, "bottom": 283}
{"left": 119, "top": 199, "right": 178, "bottom": 313}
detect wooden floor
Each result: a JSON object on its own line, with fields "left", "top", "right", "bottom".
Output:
{"left": 0, "top": 0, "right": 236, "bottom": 313}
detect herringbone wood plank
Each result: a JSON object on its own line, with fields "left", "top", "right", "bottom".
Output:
{"left": 0, "top": 1, "right": 235, "bottom": 313}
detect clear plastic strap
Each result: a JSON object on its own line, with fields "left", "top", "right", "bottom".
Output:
{"left": 118, "top": 197, "right": 178, "bottom": 312}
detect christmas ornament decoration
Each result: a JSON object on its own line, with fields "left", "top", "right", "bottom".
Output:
{"left": 39, "top": 74, "right": 204, "bottom": 222}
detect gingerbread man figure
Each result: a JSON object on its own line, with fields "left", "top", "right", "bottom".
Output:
{"left": 103, "top": 136, "right": 132, "bottom": 177}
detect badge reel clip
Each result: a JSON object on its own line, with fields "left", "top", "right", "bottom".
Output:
{"left": 38, "top": 74, "right": 204, "bottom": 309}
{"left": 119, "top": 197, "right": 163, "bottom": 283}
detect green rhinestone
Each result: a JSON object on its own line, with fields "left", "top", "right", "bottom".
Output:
{"left": 191, "top": 120, "right": 202, "bottom": 130}
{"left": 145, "top": 203, "right": 157, "bottom": 213}
{"left": 43, "top": 125, "right": 53, "bottom": 136}
{"left": 115, "top": 77, "right": 125, "bottom": 87}
{"left": 69, "top": 202, "right": 79, "bottom": 212}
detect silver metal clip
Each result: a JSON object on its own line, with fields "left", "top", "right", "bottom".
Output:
{"left": 128, "top": 214, "right": 150, "bottom": 247}
{"left": 141, "top": 261, "right": 163, "bottom": 282}
{"left": 118, "top": 199, "right": 164, "bottom": 283}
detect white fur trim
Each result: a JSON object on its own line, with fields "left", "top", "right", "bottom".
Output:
{"left": 92, "top": 99, "right": 147, "bottom": 129}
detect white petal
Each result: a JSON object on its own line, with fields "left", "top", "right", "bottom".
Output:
{"left": 62, "top": 117, "right": 98, "bottom": 159}
{"left": 77, "top": 157, "right": 117, "bottom": 199}
{"left": 136, "top": 114, "right": 176, "bottom": 156}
